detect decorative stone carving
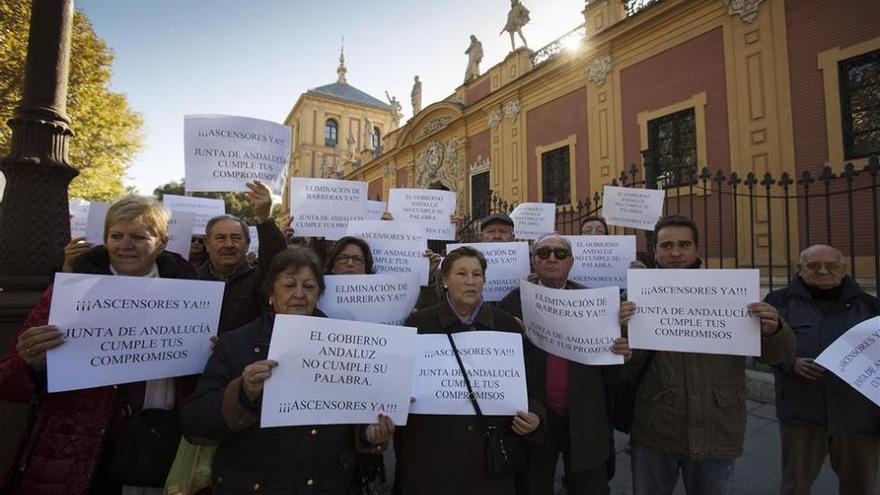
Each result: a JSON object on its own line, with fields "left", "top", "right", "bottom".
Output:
{"left": 382, "top": 163, "right": 396, "bottom": 177}
{"left": 418, "top": 116, "right": 453, "bottom": 138}
{"left": 727, "top": 0, "right": 764, "bottom": 23}
{"left": 464, "top": 35, "right": 484, "bottom": 83}
{"left": 503, "top": 99, "right": 522, "bottom": 122}
{"left": 586, "top": 55, "right": 612, "bottom": 87}
{"left": 470, "top": 155, "right": 490, "bottom": 174}
{"left": 487, "top": 109, "right": 503, "bottom": 130}
{"left": 411, "top": 75, "right": 422, "bottom": 115}
{"left": 415, "top": 138, "right": 463, "bottom": 191}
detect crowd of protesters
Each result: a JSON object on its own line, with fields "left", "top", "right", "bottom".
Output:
{"left": 0, "top": 180, "right": 877, "bottom": 495}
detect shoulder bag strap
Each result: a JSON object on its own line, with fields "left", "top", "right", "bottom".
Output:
{"left": 446, "top": 332, "right": 491, "bottom": 434}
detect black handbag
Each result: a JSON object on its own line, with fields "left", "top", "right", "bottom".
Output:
{"left": 109, "top": 407, "right": 181, "bottom": 487}
{"left": 446, "top": 333, "right": 526, "bottom": 478}
{"left": 612, "top": 351, "right": 656, "bottom": 433}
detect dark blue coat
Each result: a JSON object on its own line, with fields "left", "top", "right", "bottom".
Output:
{"left": 765, "top": 275, "right": 880, "bottom": 435}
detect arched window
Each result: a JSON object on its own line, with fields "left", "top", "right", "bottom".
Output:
{"left": 372, "top": 128, "right": 381, "bottom": 151}
{"left": 324, "top": 119, "right": 338, "bottom": 147}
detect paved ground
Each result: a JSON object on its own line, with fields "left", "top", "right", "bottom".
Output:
{"left": 600, "top": 400, "right": 878, "bottom": 495}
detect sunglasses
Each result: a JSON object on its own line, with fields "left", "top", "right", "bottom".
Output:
{"left": 535, "top": 248, "right": 571, "bottom": 260}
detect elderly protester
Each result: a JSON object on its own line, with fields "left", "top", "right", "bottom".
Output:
{"left": 325, "top": 236, "right": 375, "bottom": 275}
{"left": 199, "top": 180, "right": 287, "bottom": 334}
{"left": 765, "top": 244, "right": 880, "bottom": 495}
{"left": 579, "top": 216, "right": 608, "bottom": 236}
{"left": 499, "top": 233, "right": 631, "bottom": 495}
{"left": 619, "top": 215, "right": 794, "bottom": 495}
{"left": 396, "top": 246, "right": 544, "bottom": 495}
{"left": 181, "top": 247, "right": 393, "bottom": 494}
{"left": 0, "top": 196, "right": 198, "bottom": 495}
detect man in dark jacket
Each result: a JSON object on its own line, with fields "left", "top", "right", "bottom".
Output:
{"left": 500, "top": 233, "right": 626, "bottom": 495}
{"left": 199, "top": 180, "right": 287, "bottom": 334}
{"left": 623, "top": 215, "right": 794, "bottom": 495}
{"left": 765, "top": 244, "right": 880, "bottom": 495}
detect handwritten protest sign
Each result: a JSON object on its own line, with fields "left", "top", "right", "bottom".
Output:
{"left": 84, "top": 202, "right": 110, "bottom": 244}
{"left": 520, "top": 281, "right": 623, "bottom": 365}
{"left": 261, "top": 315, "right": 417, "bottom": 427}
{"left": 627, "top": 269, "right": 761, "bottom": 356}
{"left": 165, "top": 211, "right": 196, "bottom": 260}
{"left": 564, "top": 235, "right": 636, "bottom": 289}
{"left": 346, "top": 220, "right": 429, "bottom": 285}
{"left": 290, "top": 178, "right": 368, "bottom": 240}
{"left": 162, "top": 195, "right": 226, "bottom": 236}
{"left": 387, "top": 188, "right": 456, "bottom": 240}
{"left": 69, "top": 198, "right": 90, "bottom": 238}
{"left": 410, "top": 331, "right": 528, "bottom": 416}
{"left": 366, "top": 200, "right": 386, "bottom": 220}
{"left": 446, "top": 242, "right": 530, "bottom": 301}
{"left": 510, "top": 202, "right": 556, "bottom": 239}
{"left": 816, "top": 316, "right": 880, "bottom": 407}
{"left": 319, "top": 274, "right": 421, "bottom": 326}
{"left": 602, "top": 186, "right": 665, "bottom": 230}
{"left": 46, "top": 273, "right": 224, "bottom": 392}
{"left": 184, "top": 115, "right": 290, "bottom": 195}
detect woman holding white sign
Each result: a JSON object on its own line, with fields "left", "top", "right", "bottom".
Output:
{"left": 0, "top": 196, "right": 198, "bottom": 495}
{"left": 395, "top": 246, "right": 544, "bottom": 495}
{"left": 181, "top": 247, "right": 393, "bottom": 494}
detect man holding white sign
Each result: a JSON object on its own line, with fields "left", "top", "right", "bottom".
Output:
{"left": 500, "top": 233, "right": 631, "bottom": 494}
{"left": 197, "top": 180, "right": 287, "bottom": 334}
{"left": 765, "top": 244, "right": 880, "bottom": 495}
{"left": 620, "top": 215, "right": 794, "bottom": 495}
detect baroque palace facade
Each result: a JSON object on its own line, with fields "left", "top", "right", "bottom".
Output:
{"left": 282, "top": 0, "right": 879, "bottom": 282}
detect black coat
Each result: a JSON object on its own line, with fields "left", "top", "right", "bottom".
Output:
{"left": 181, "top": 310, "right": 360, "bottom": 495}
{"left": 197, "top": 220, "right": 287, "bottom": 335}
{"left": 499, "top": 282, "right": 621, "bottom": 474}
{"left": 394, "top": 299, "right": 545, "bottom": 495}
{"left": 765, "top": 275, "right": 880, "bottom": 435}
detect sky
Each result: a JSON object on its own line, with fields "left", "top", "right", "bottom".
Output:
{"left": 61, "top": 0, "right": 586, "bottom": 195}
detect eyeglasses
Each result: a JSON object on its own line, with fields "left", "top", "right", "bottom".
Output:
{"left": 804, "top": 261, "right": 844, "bottom": 272}
{"left": 534, "top": 248, "right": 571, "bottom": 260}
{"left": 335, "top": 254, "right": 365, "bottom": 265}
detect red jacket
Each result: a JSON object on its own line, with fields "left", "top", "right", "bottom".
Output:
{"left": 0, "top": 287, "right": 117, "bottom": 494}
{"left": 0, "top": 249, "right": 197, "bottom": 494}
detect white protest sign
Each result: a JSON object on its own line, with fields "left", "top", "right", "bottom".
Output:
{"left": 602, "top": 186, "right": 665, "bottom": 231}
{"left": 319, "top": 274, "right": 422, "bottom": 326}
{"left": 387, "top": 188, "right": 456, "bottom": 240}
{"left": 184, "top": 115, "right": 290, "bottom": 195}
{"left": 165, "top": 211, "right": 196, "bottom": 260}
{"left": 261, "top": 315, "right": 417, "bottom": 427}
{"left": 366, "top": 200, "right": 386, "bottom": 220}
{"left": 345, "top": 220, "right": 429, "bottom": 285}
{"left": 84, "top": 202, "right": 110, "bottom": 244}
{"left": 520, "top": 281, "right": 623, "bottom": 365}
{"left": 46, "top": 273, "right": 224, "bottom": 393}
{"left": 446, "top": 242, "right": 530, "bottom": 302}
{"left": 410, "top": 331, "right": 528, "bottom": 416}
{"left": 510, "top": 202, "right": 556, "bottom": 239}
{"left": 162, "top": 195, "right": 226, "bottom": 236}
{"left": 627, "top": 269, "right": 761, "bottom": 356}
{"left": 816, "top": 316, "right": 880, "bottom": 407}
{"left": 290, "top": 178, "right": 368, "bottom": 240}
{"left": 69, "top": 198, "right": 90, "bottom": 238}
{"left": 247, "top": 226, "right": 259, "bottom": 255}
{"left": 564, "top": 235, "right": 637, "bottom": 289}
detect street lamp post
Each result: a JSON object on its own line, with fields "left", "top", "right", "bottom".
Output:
{"left": 0, "top": 0, "right": 78, "bottom": 472}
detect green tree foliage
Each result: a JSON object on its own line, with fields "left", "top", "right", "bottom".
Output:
{"left": 153, "top": 179, "right": 259, "bottom": 226}
{"left": 0, "top": 0, "right": 143, "bottom": 201}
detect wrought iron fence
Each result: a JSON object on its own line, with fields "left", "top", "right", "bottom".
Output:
{"left": 441, "top": 157, "right": 880, "bottom": 292}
